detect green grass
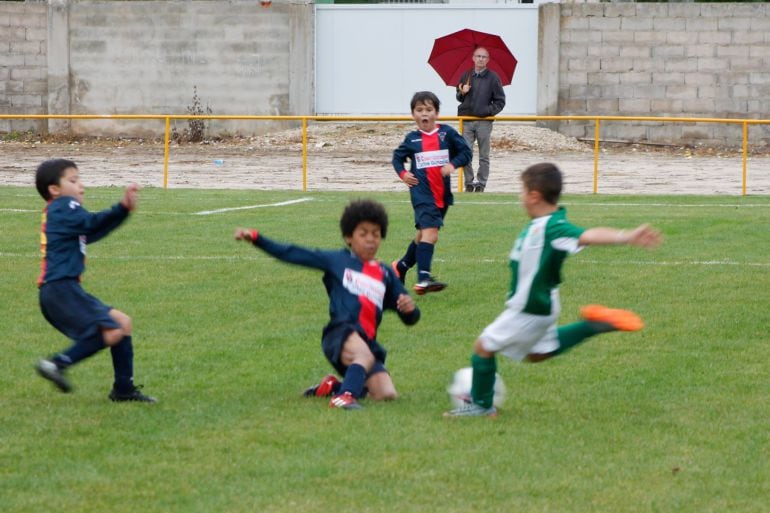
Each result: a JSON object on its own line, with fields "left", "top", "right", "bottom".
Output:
{"left": 1, "top": 187, "right": 768, "bottom": 512}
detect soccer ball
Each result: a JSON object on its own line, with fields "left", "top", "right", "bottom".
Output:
{"left": 447, "top": 367, "right": 506, "bottom": 408}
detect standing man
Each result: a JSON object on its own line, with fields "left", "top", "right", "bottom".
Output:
{"left": 456, "top": 47, "right": 506, "bottom": 192}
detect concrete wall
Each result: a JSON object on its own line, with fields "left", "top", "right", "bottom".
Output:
{"left": 1, "top": 0, "right": 314, "bottom": 137}
{"left": 554, "top": 2, "right": 770, "bottom": 146}
{"left": 0, "top": 0, "right": 47, "bottom": 133}
{"left": 3, "top": 1, "right": 770, "bottom": 146}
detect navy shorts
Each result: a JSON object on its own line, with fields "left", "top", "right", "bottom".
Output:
{"left": 321, "top": 323, "right": 388, "bottom": 377}
{"left": 39, "top": 279, "right": 119, "bottom": 342}
{"left": 414, "top": 204, "right": 448, "bottom": 230}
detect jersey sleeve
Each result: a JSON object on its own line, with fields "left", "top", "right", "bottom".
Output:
{"left": 391, "top": 135, "right": 413, "bottom": 177}
{"left": 54, "top": 199, "right": 130, "bottom": 244}
{"left": 549, "top": 220, "right": 586, "bottom": 254}
{"left": 382, "top": 265, "right": 420, "bottom": 326}
{"left": 253, "top": 233, "right": 332, "bottom": 271}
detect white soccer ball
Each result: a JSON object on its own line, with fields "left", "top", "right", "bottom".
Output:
{"left": 447, "top": 366, "right": 507, "bottom": 409}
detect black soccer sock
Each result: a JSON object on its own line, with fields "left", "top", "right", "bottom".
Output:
{"left": 399, "top": 241, "right": 418, "bottom": 271}
{"left": 416, "top": 241, "right": 435, "bottom": 280}
{"left": 470, "top": 353, "right": 497, "bottom": 409}
{"left": 339, "top": 363, "right": 366, "bottom": 399}
{"left": 53, "top": 333, "right": 106, "bottom": 369}
{"left": 552, "top": 321, "right": 612, "bottom": 357}
{"left": 110, "top": 336, "right": 135, "bottom": 393}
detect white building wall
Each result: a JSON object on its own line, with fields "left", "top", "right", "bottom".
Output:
{"left": 315, "top": 4, "right": 539, "bottom": 115}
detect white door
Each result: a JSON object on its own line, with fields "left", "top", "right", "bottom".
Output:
{"left": 315, "top": 4, "right": 539, "bottom": 115}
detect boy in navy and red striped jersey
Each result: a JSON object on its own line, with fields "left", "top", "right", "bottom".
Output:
{"left": 392, "top": 91, "right": 472, "bottom": 294}
{"left": 234, "top": 199, "right": 420, "bottom": 410}
{"left": 34, "top": 158, "right": 155, "bottom": 402}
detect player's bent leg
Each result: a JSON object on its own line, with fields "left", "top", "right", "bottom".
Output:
{"left": 365, "top": 371, "right": 397, "bottom": 401}
{"left": 331, "top": 333, "right": 372, "bottom": 409}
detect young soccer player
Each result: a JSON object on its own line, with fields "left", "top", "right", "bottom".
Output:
{"left": 391, "top": 91, "right": 472, "bottom": 294}
{"left": 234, "top": 199, "right": 420, "bottom": 410}
{"left": 34, "top": 158, "right": 156, "bottom": 402}
{"left": 445, "top": 162, "right": 662, "bottom": 417}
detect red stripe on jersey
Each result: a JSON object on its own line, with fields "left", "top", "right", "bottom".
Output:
{"left": 358, "top": 260, "right": 383, "bottom": 340}
{"left": 421, "top": 128, "right": 446, "bottom": 208}
{"left": 36, "top": 204, "right": 48, "bottom": 287}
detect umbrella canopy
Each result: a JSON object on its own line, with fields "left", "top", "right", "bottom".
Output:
{"left": 428, "top": 28, "right": 517, "bottom": 87}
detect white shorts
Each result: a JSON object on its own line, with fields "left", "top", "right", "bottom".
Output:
{"left": 478, "top": 308, "right": 560, "bottom": 362}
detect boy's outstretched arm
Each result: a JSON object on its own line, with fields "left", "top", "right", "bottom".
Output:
{"left": 579, "top": 223, "right": 662, "bottom": 249}
{"left": 81, "top": 183, "right": 140, "bottom": 244}
{"left": 234, "top": 227, "right": 330, "bottom": 271}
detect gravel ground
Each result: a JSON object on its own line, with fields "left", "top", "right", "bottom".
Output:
{"left": 1, "top": 122, "right": 768, "bottom": 194}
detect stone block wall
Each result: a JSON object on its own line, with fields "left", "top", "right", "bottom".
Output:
{"left": 1, "top": 0, "right": 313, "bottom": 137}
{"left": 0, "top": 1, "right": 47, "bottom": 133}
{"left": 556, "top": 2, "right": 770, "bottom": 147}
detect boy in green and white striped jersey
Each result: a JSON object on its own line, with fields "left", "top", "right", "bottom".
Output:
{"left": 445, "top": 162, "right": 662, "bottom": 418}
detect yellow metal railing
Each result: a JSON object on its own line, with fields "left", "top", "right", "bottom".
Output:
{"left": 2, "top": 114, "right": 768, "bottom": 195}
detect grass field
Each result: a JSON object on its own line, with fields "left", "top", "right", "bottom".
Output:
{"left": 1, "top": 186, "right": 768, "bottom": 512}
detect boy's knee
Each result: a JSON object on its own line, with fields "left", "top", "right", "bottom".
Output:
{"left": 102, "top": 328, "right": 125, "bottom": 347}
{"left": 473, "top": 338, "right": 494, "bottom": 358}
{"left": 109, "top": 309, "right": 132, "bottom": 335}
{"left": 373, "top": 389, "right": 398, "bottom": 401}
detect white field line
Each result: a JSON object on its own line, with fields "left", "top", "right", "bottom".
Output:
{"left": 1, "top": 252, "right": 767, "bottom": 267}
{"left": 193, "top": 197, "right": 313, "bottom": 215}
{"left": 3, "top": 199, "right": 768, "bottom": 216}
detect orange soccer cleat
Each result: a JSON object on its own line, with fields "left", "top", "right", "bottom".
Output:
{"left": 580, "top": 304, "right": 644, "bottom": 332}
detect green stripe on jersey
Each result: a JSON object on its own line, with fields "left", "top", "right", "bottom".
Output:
{"left": 507, "top": 207, "right": 585, "bottom": 315}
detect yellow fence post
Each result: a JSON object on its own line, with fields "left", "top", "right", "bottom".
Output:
{"left": 302, "top": 117, "right": 308, "bottom": 192}
{"left": 163, "top": 117, "right": 170, "bottom": 189}
{"left": 458, "top": 117, "right": 464, "bottom": 193}
{"left": 593, "top": 119, "right": 600, "bottom": 194}
{"left": 742, "top": 121, "right": 748, "bottom": 196}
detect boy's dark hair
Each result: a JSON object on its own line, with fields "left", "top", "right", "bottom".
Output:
{"left": 521, "top": 162, "right": 563, "bottom": 204}
{"left": 410, "top": 91, "right": 441, "bottom": 113}
{"left": 340, "top": 199, "right": 388, "bottom": 239}
{"left": 36, "top": 158, "right": 77, "bottom": 200}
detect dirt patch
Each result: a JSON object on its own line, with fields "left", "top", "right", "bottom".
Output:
{"left": 2, "top": 123, "right": 768, "bottom": 195}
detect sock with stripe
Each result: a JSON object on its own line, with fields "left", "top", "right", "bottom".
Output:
{"left": 338, "top": 363, "right": 366, "bottom": 398}
{"left": 416, "top": 241, "right": 435, "bottom": 281}
{"left": 552, "top": 321, "right": 614, "bottom": 356}
{"left": 53, "top": 333, "right": 106, "bottom": 369}
{"left": 110, "top": 335, "right": 135, "bottom": 393}
{"left": 397, "top": 241, "right": 418, "bottom": 273}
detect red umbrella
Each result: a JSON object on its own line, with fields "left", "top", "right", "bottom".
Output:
{"left": 428, "top": 28, "right": 517, "bottom": 87}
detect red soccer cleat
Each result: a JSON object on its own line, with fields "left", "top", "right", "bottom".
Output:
{"left": 329, "top": 391, "right": 362, "bottom": 410}
{"left": 303, "top": 374, "right": 340, "bottom": 398}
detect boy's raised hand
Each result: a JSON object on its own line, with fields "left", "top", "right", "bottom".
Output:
{"left": 121, "top": 183, "right": 140, "bottom": 211}
{"left": 626, "top": 224, "right": 663, "bottom": 249}
{"left": 234, "top": 228, "right": 257, "bottom": 242}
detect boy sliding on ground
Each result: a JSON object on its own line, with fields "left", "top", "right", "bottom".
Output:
{"left": 34, "top": 158, "right": 156, "bottom": 402}
{"left": 234, "top": 199, "right": 420, "bottom": 410}
{"left": 392, "top": 91, "right": 472, "bottom": 294}
{"left": 445, "top": 162, "right": 662, "bottom": 417}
